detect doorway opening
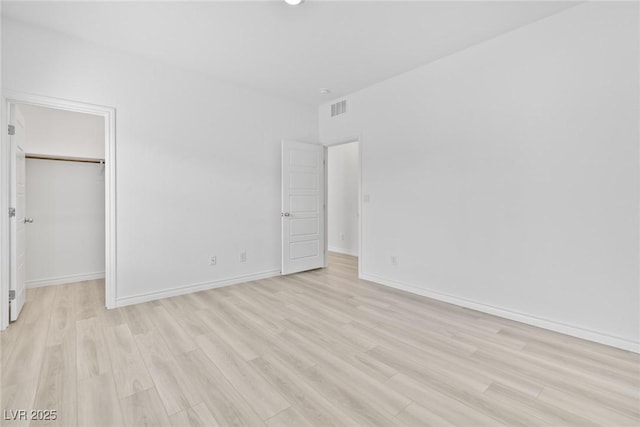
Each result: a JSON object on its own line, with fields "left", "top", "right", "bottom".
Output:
{"left": 1, "top": 93, "right": 116, "bottom": 329}
{"left": 325, "top": 138, "right": 360, "bottom": 274}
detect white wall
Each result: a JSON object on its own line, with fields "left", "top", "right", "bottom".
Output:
{"left": 17, "top": 103, "right": 104, "bottom": 159}
{"left": 2, "top": 19, "right": 318, "bottom": 304}
{"left": 319, "top": 2, "right": 639, "bottom": 351}
{"left": 328, "top": 142, "right": 358, "bottom": 256}
{"left": 26, "top": 159, "right": 105, "bottom": 286}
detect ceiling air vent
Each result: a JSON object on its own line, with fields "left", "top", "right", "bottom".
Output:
{"left": 331, "top": 100, "right": 347, "bottom": 117}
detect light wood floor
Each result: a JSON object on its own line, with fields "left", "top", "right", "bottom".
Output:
{"left": 1, "top": 253, "right": 638, "bottom": 426}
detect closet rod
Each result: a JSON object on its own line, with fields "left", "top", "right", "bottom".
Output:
{"left": 26, "top": 154, "right": 104, "bottom": 165}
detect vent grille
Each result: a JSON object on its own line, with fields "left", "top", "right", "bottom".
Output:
{"left": 331, "top": 100, "right": 347, "bottom": 117}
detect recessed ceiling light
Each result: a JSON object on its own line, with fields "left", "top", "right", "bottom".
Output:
{"left": 284, "top": 0, "right": 304, "bottom": 5}
{"left": 319, "top": 88, "right": 332, "bottom": 95}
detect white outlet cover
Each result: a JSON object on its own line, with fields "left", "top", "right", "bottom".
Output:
{"left": 363, "top": 194, "right": 371, "bottom": 202}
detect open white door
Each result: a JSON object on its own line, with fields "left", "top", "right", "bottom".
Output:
{"left": 281, "top": 140, "right": 325, "bottom": 275}
{"left": 9, "top": 105, "right": 27, "bottom": 321}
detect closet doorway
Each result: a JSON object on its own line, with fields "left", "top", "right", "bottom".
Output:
{"left": 1, "top": 93, "right": 116, "bottom": 329}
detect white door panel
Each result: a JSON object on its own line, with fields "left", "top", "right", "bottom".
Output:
{"left": 10, "top": 106, "right": 27, "bottom": 321}
{"left": 281, "top": 140, "right": 325, "bottom": 275}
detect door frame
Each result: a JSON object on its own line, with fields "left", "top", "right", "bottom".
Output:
{"left": 323, "top": 134, "right": 363, "bottom": 278}
{"left": 0, "top": 91, "right": 117, "bottom": 330}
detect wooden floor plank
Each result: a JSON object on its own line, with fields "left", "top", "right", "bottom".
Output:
{"left": 145, "top": 305, "right": 198, "bottom": 356}
{"left": 20, "top": 286, "right": 57, "bottom": 325}
{"left": 386, "top": 373, "right": 505, "bottom": 426}
{"left": 46, "top": 283, "right": 77, "bottom": 347}
{"left": 76, "top": 317, "right": 110, "bottom": 380}
{"left": 265, "top": 406, "right": 314, "bottom": 427}
{"left": 175, "top": 349, "right": 266, "bottom": 427}
{"left": 0, "top": 379, "right": 39, "bottom": 427}
{"left": 119, "top": 387, "right": 172, "bottom": 427}
{"left": 168, "top": 402, "right": 221, "bottom": 427}
{"left": 251, "top": 352, "right": 360, "bottom": 427}
{"left": 2, "top": 321, "right": 50, "bottom": 387}
{"left": 196, "top": 332, "right": 290, "bottom": 420}
{"left": 75, "top": 280, "right": 104, "bottom": 321}
{"left": 134, "top": 331, "right": 201, "bottom": 416}
{"left": 394, "top": 402, "right": 456, "bottom": 427}
{"left": 103, "top": 324, "right": 154, "bottom": 398}
{"left": 120, "top": 303, "right": 155, "bottom": 336}
{"left": 77, "top": 373, "right": 123, "bottom": 427}
{"left": 31, "top": 339, "right": 77, "bottom": 427}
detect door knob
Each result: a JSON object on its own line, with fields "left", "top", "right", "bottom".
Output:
{"left": 281, "top": 212, "right": 291, "bottom": 217}
{"left": 24, "top": 218, "right": 34, "bottom": 223}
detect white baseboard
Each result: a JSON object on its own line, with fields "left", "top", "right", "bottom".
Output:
{"left": 115, "top": 269, "right": 281, "bottom": 308}
{"left": 27, "top": 272, "right": 105, "bottom": 288}
{"left": 328, "top": 246, "right": 358, "bottom": 257}
{"left": 361, "top": 272, "right": 640, "bottom": 354}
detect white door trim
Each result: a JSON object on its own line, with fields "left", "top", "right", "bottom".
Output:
{"left": 0, "top": 91, "right": 117, "bottom": 330}
{"left": 322, "top": 134, "right": 362, "bottom": 279}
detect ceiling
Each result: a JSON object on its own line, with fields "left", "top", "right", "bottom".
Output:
{"left": 2, "top": 1, "right": 578, "bottom": 105}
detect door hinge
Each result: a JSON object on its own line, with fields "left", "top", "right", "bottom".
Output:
{"left": 8, "top": 290, "right": 15, "bottom": 301}
{"left": 8, "top": 125, "right": 15, "bottom": 136}
{"left": 9, "top": 207, "right": 16, "bottom": 218}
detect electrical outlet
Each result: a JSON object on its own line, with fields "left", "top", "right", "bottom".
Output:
{"left": 391, "top": 256, "right": 397, "bottom": 266}
{"left": 209, "top": 256, "right": 217, "bottom": 266}
{"left": 363, "top": 194, "right": 371, "bottom": 203}
{"left": 340, "top": 233, "right": 345, "bottom": 241}
{"left": 240, "top": 251, "right": 247, "bottom": 262}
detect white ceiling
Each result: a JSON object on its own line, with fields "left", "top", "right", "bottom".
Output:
{"left": 2, "top": 1, "right": 578, "bottom": 105}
